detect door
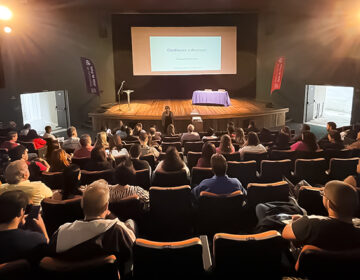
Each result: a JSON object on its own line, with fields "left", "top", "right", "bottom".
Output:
{"left": 55, "top": 90, "right": 70, "bottom": 128}
{"left": 304, "top": 85, "right": 315, "bottom": 122}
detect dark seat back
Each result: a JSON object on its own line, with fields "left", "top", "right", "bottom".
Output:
{"left": 243, "top": 152, "right": 269, "bottom": 171}
{"left": 152, "top": 169, "right": 189, "bottom": 187}
{"left": 259, "top": 159, "right": 292, "bottom": 182}
{"left": 41, "top": 171, "right": 65, "bottom": 190}
{"left": 327, "top": 157, "right": 358, "bottom": 180}
{"left": 294, "top": 158, "right": 327, "bottom": 185}
{"left": 222, "top": 152, "right": 241, "bottom": 162}
{"left": 186, "top": 152, "right": 202, "bottom": 171}
{"left": 80, "top": 169, "right": 115, "bottom": 185}
{"left": 161, "top": 142, "right": 182, "bottom": 152}
{"left": 71, "top": 157, "right": 92, "bottom": 169}
{"left": 227, "top": 161, "right": 257, "bottom": 189}
{"left": 246, "top": 181, "right": 290, "bottom": 207}
{"left": 135, "top": 169, "right": 151, "bottom": 190}
{"left": 140, "top": 154, "right": 156, "bottom": 170}
{"left": 190, "top": 167, "right": 213, "bottom": 187}
{"left": 109, "top": 195, "right": 144, "bottom": 222}
{"left": 297, "top": 186, "right": 327, "bottom": 216}
{"left": 183, "top": 141, "right": 203, "bottom": 155}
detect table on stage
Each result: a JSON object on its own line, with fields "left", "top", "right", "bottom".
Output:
{"left": 192, "top": 90, "right": 231, "bottom": 107}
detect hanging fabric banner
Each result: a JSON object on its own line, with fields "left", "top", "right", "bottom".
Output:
{"left": 80, "top": 57, "right": 100, "bottom": 95}
{"left": 271, "top": 56, "right": 285, "bottom": 95}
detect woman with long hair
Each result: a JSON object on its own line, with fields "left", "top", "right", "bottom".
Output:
{"left": 239, "top": 132, "right": 267, "bottom": 160}
{"left": 154, "top": 146, "right": 190, "bottom": 178}
{"left": 216, "top": 134, "right": 235, "bottom": 154}
{"left": 166, "top": 124, "right": 177, "bottom": 136}
{"left": 52, "top": 164, "right": 82, "bottom": 200}
{"left": 94, "top": 131, "right": 109, "bottom": 149}
{"left": 291, "top": 131, "right": 319, "bottom": 152}
{"left": 83, "top": 146, "right": 113, "bottom": 171}
{"left": 234, "top": 128, "right": 246, "bottom": 148}
{"left": 49, "top": 148, "right": 71, "bottom": 172}
{"left": 108, "top": 134, "right": 129, "bottom": 157}
{"left": 196, "top": 142, "right": 216, "bottom": 168}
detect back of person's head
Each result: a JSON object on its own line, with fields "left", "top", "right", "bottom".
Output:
{"left": 82, "top": 179, "right": 109, "bottom": 217}
{"left": 219, "top": 134, "right": 233, "bottom": 153}
{"left": 249, "top": 120, "right": 256, "bottom": 128}
{"left": 8, "top": 145, "right": 27, "bottom": 162}
{"left": 126, "top": 126, "right": 133, "bottom": 136}
{"left": 67, "top": 126, "right": 77, "bottom": 138}
{"left": 45, "top": 126, "right": 52, "bottom": 133}
{"left": 187, "top": 124, "right": 195, "bottom": 133}
{"left": 130, "top": 144, "right": 141, "bottom": 158}
{"left": 211, "top": 153, "right": 227, "bottom": 176}
{"left": 323, "top": 180, "right": 359, "bottom": 217}
{"left": 9, "top": 121, "right": 16, "bottom": 129}
{"left": 167, "top": 124, "right": 175, "bottom": 135}
{"left": 26, "top": 129, "right": 38, "bottom": 140}
{"left": 5, "top": 160, "right": 29, "bottom": 184}
{"left": 135, "top": 123, "right": 143, "bottom": 130}
{"left": 281, "top": 126, "right": 291, "bottom": 136}
{"left": 227, "top": 125, "right": 235, "bottom": 135}
{"left": 95, "top": 131, "right": 108, "bottom": 148}
{"left": 276, "top": 132, "right": 290, "bottom": 148}
{"left": 23, "top": 123, "right": 31, "bottom": 130}
{"left": 139, "top": 131, "right": 148, "bottom": 143}
{"left": 301, "top": 124, "right": 311, "bottom": 132}
{"left": 51, "top": 149, "right": 70, "bottom": 170}
{"left": 201, "top": 142, "right": 216, "bottom": 163}
{"left": 165, "top": 105, "right": 170, "bottom": 110}
{"left": 90, "top": 147, "right": 107, "bottom": 162}
{"left": 328, "top": 130, "right": 342, "bottom": 143}
{"left": 109, "top": 134, "right": 123, "bottom": 151}
{"left": 259, "top": 128, "right": 273, "bottom": 142}
{"left": 207, "top": 127, "right": 214, "bottom": 136}
{"left": 8, "top": 130, "right": 17, "bottom": 140}
{"left": 163, "top": 146, "right": 184, "bottom": 171}
{"left": 149, "top": 127, "right": 156, "bottom": 136}
{"left": 247, "top": 132, "right": 260, "bottom": 146}
{"left": 235, "top": 128, "right": 245, "bottom": 139}
{"left": 80, "top": 134, "right": 92, "bottom": 147}
{"left": 0, "top": 190, "right": 29, "bottom": 224}
{"left": 327, "top": 122, "right": 337, "bottom": 131}
{"left": 62, "top": 164, "right": 81, "bottom": 199}
{"left": 227, "top": 121, "right": 234, "bottom": 128}
{"left": 114, "top": 157, "right": 136, "bottom": 185}
{"left": 302, "top": 131, "right": 318, "bottom": 151}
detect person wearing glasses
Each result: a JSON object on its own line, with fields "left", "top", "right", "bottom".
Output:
{"left": 282, "top": 180, "right": 360, "bottom": 250}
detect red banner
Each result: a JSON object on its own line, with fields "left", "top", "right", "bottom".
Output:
{"left": 271, "top": 56, "right": 285, "bottom": 95}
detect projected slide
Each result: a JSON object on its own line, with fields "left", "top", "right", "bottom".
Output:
{"left": 131, "top": 27, "right": 236, "bottom": 75}
{"left": 150, "top": 36, "right": 221, "bottom": 72}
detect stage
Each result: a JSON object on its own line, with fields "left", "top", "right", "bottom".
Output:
{"left": 88, "top": 98, "right": 289, "bottom": 132}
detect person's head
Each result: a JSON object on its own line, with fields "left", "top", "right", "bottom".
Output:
{"left": 67, "top": 126, "right": 77, "bottom": 138}
{"left": 135, "top": 123, "right": 143, "bottom": 131}
{"left": 126, "top": 126, "right": 133, "bottom": 136}
{"left": 8, "top": 145, "right": 28, "bottom": 162}
{"left": 139, "top": 131, "right": 148, "bottom": 145}
{"left": 23, "top": 123, "right": 31, "bottom": 130}
{"left": 81, "top": 179, "right": 110, "bottom": 219}
{"left": 248, "top": 120, "right": 256, "bottom": 128}
{"left": 165, "top": 105, "right": 170, "bottom": 113}
{"left": 50, "top": 149, "right": 70, "bottom": 170}
{"left": 328, "top": 130, "right": 342, "bottom": 143}
{"left": 149, "top": 127, "right": 156, "bottom": 136}
{"left": 187, "top": 124, "right": 195, "bottom": 133}
{"left": 163, "top": 146, "right": 184, "bottom": 172}
{"left": 62, "top": 164, "right": 81, "bottom": 199}
{"left": 5, "top": 160, "right": 30, "bottom": 184}
{"left": 130, "top": 144, "right": 141, "bottom": 159}
{"left": 219, "top": 134, "right": 233, "bottom": 153}
{"left": 246, "top": 132, "right": 260, "bottom": 146}
{"left": 80, "top": 134, "right": 92, "bottom": 147}
{"left": 227, "top": 125, "right": 235, "bottom": 136}
{"left": 95, "top": 131, "right": 109, "bottom": 148}
{"left": 281, "top": 126, "right": 291, "bottom": 136}
{"left": 227, "top": 121, "right": 234, "bottom": 129}
{"left": 302, "top": 131, "right": 318, "bottom": 152}
{"left": 8, "top": 121, "right": 16, "bottom": 129}
{"left": 109, "top": 134, "right": 123, "bottom": 151}
{"left": 235, "top": 128, "right": 245, "bottom": 142}
{"left": 301, "top": 124, "right": 311, "bottom": 133}
{"left": 26, "top": 129, "right": 39, "bottom": 140}
{"left": 327, "top": 122, "right": 337, "bottom": 132}
{"left": 322, "top": 180, "right": 359, "bottom": 219}
{"left": 277, "top": 132, "right": 290, "bottom": 148}
{"left": 211, "top": 153, "right": 227, "bottom": 176}
{"left": 167, "top": 124, "right": 175, "bottom": 136}
{"left": 45, "top": 126, "right": 52, "bottom": 134}
{"left": 207, "top": 127, "right": 215, "bottom": 136}
{"left": 0, "top": 190, "right": 29, "bottom": 225}
{"left": 8, "top": 131, "right": 18, "bottom": 142}
{"left": 114, "top": 157, "right": 136, "bottom": 186}
{"left": 90, "top": 147, "right": 107, "bottom": 162}
{"left": 201, "top": 141, "right": 216, "bottom": 162}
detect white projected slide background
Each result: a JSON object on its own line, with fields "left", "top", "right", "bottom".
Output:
{"left": 150, "top": 36, "right": 221, "bottom": 72}
{"left": 131, "top": 27, "right": 237, "bottom": 76}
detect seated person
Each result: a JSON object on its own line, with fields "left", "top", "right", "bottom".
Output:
{"left": 0, "top": 130, "right": 20, "bottom": 151}
{"left": 291, "top": 131, "right": 319, "bottom": 152}
{"left": 227, "top": 122, "right": 236, "bottom": 139}
{"left": 154, "top": 146, "right": 190, "bottom": 179}
{"left": 149, "top": 126, "right": 161, "bottom": 142}
{"left": 24, "top": 129, "right": 46, "bottom": 150}
{"left": 108, "top": 158, "right": 149, "bottom": 208}
{"left": 132, "top": 123, "right": 143, "bottom": 137}
{"left": 48, "top": 180, "right": 136, "bottom": 269}
{"left": 346, "top": 130, "right": 360, "bottom": 150}
{"left": 62, "top": 126, "right": 81, "bottom": 151}
{"left": 94, "top": 131, "right": 110, "bottom": 149}
{"left": 139, "top": 131, "right": 160, "bottom": 158}
{"left": 318, "top": 121, "right": 337, "bottom": 147}
{"left": 282, "top": 180, "right": 360, "bottom": 250}
{"left": 196, "top": 142, "right": 216, "bottom": 168}
{"left": 192, "top": 154, "right": 247, "bottom": 199}
{"left": 123, "top": 126, "right": 139, "bottom": 142}
{"left": 73, "top": 134, "right": 93, "bottom": 158}
{"left": 0, "top": 190, "right": 49, "bottom": 264}
{"left": 292, "top": 124, "right": 310, "bottom": 142}
{"left": 52, "top": 164, "right": 83, "bottom": 200}
{"left": 216, "top": 134, "right": 235, "bottom": 154}
{"left": 165, "top": 124, "right": 180, "bottom": 137}
{"left": 0, "top": 160, "right": 53, "bottom": 205}
{"left": 109, "top": 134, "right": 129, "bottom": 158}
{"left": 0, "top": 121, "right": 17, "bottom": 137}
{"left": 130, "top": 144, "right": 151, "bottom": 171}
{"left": 234, "top": 128, "right": 246, "bottom": 148}
{"left": 19, "top": 123, "right": 31, "bottom": 137}
{"left": 258, "top": 128, "right": 274, "bottom": 143}
{"left": 245, "top": 120, "right": 260, "bottom": 133}
{"left": 239, "top": 132, "right": 267, "bottom": 160}
{"left": 273, "top": 131, "right": 291, "bottom": 150}
{"left": 83, "top": 147, "right": 114, "bottom": 171}
{"left": 115, "top": 121, "right": 128, "bottom": 139}
{"left": 319, "top": 130, "right": 344, "bottom": 150}
{"left": 202, "top": 127, "right": 218, "bottom": 141}
{"left": 49, "top": 149, "right": 71, "bottom": 172}
{"left": 181, "top": 124, "right": 200, "bottom": 144}
{"left": 43, "top": 125, "right": 56, "bottom": 140}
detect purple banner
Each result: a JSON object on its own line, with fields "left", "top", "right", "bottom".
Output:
{"left": 80, "top": 57, "right": 100, "bottom": 95}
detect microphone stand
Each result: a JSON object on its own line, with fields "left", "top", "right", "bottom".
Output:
{"left": 117, "top": 82, "right": 125, "bottom": 111}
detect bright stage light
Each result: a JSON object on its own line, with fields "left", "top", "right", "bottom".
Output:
{"left": 4, "top": 26, "right": 11, "bottom": 33}
{"left": 0, "top": 6, "right": 12, "bottom": 20}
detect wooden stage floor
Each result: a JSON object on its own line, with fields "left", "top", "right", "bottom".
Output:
{"left": 89, "top": 98, "right": 289, "bottom": 131}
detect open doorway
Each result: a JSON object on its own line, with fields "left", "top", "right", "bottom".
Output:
{"left": 304, "top": 85, "right": 354, "bottom": 128}
{"left": 20, "top": 90, "right": 70, "bottom": 135}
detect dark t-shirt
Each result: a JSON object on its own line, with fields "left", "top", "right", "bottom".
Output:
{"left": 292, "top": 215, "right": 360, "bottom": 250}
{"left": 0, "top": 229, "right": 47, "bottom": 263}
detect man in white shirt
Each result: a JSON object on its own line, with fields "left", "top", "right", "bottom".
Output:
{"left": 62, "top": 126, "right": 81, "bottom": 151}
{"left": 43, "top": 126, "right": 56, "bottom": 140}
{"left": 181, "top": 124, "right": 200, "bottom": 144}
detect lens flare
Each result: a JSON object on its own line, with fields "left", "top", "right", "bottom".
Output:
{"left": 0, "top": 6, "right": 12, "bottom": 20}
{"left": 4, "top": 26, "right": 12, "bottom": 33}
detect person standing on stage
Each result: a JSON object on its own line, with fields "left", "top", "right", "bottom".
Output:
{"left": 161, "top": 106, "right": 174, "bottom": 133}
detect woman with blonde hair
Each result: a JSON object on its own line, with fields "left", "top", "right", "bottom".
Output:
{"left": 216, "top": 134, "right": 235, "bottom": 154}
{"left": 49, "top": 148, "right": 71, "bottom": 172}
{"left": 94, "top": 131, "right": 109, "bottom": 149}
{"left": 234, "top": 128, "right": 246, "bottom": 148}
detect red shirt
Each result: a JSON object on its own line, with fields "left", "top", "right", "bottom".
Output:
{"left": 0, "top": 141, "right": 19, "bottom": 151}
{"left": 33, "top": 138, "right": 46, "bottom": 149}
{"left": 73, "top": 146, "right": 93, "bottom": 159}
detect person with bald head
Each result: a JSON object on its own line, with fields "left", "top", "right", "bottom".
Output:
{"left": 282, "top": 180, "right": 360, "bottom": 250}
{"left": 49, "top": 179, "right": 136, "bottom": 269}
{"left": 180, "top": 123, "right": 200, "bottom": 145}
{"left": 0, "top": 160, "right": 52, "bottom": 205}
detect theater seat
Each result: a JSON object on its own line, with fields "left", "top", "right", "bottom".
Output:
{"left": 243, "top": 151, "right": 269, "bottom": 171}
{"left": 191, "top": 167, "right": 213, "bottom": 187}
{"left": 246, "top": 181, "right": 290, "bottom": 208}
{"left": 258, "top": 159, "right": 292, "bottom": 183}
{"left": 71, "top": 157, "right": 91, "bottom": 169}
{"left": 326, "top": 157, "right": 358, "bottom": 181}
{"left": 297, "top": 186, "right": 327, "bottom": 216}
{"left": 134, "top": 169, "right": 151, "bottom": 190}
{"left": 183, "top": 141, "right": 203, "bottom": 155}
{"left": 80, "top": 169, "right": 115, "bottom": 185}
{"left": 161, "top": 142, "right": 182, "bottom": 152}
{"left": 221, "top": 152, "right": 241, "bottom": 162}
{"left": 186, "top": 151, "right": 202, "bottom": 171}
{"left": 109, "top": 195, "right": 145, "bottom": 222}
{"left": 293, "top": 158, "right": 327, "bottom": 185}
{"left": 227, "top": 161, "right": 257, "bottom": 189}
{"left": 41, "top": 171, "right": 65, "bottom": 190}
{"left": 152, "top": 169, "right": 189, "bottom": 187}
{"left": 0, "top": 259, "right": 31, "bottom": 280}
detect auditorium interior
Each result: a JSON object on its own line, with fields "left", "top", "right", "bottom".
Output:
{"left": 0, "top": 0, "right": 360, "bottom": 279}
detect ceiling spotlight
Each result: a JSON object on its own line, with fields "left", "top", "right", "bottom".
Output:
{"left": 4, "top": 26, "right": 12, "bottom": 33}
{"left": 0, "top": 6, "right": 12, "bottom": 20}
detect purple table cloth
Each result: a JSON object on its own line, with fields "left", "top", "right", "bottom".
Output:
{"left": 192, "top": 90, "right": 231, "bottom": 107}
